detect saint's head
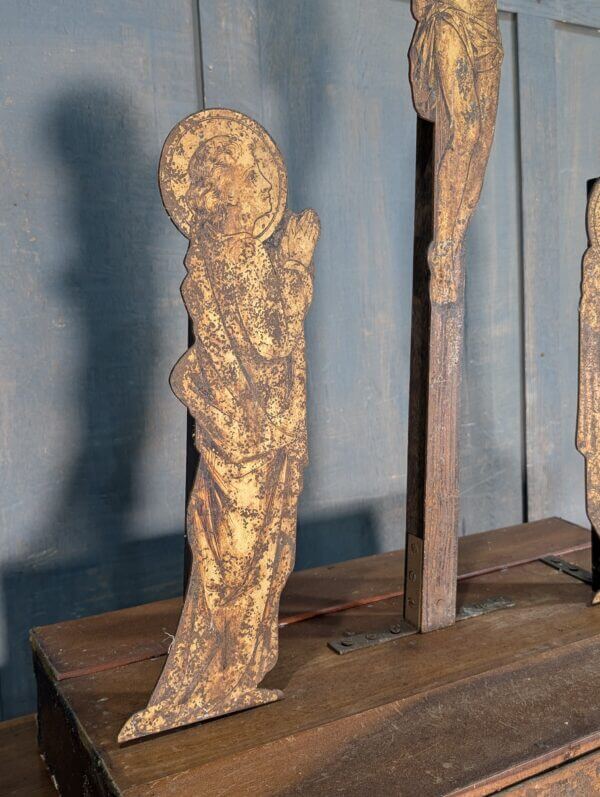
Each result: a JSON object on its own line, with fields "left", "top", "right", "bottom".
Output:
{"left": 186, "top": 135, "right": 273, "bottom": 237}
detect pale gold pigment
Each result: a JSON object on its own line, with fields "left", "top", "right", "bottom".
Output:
{"left": 578, "top": 179, "right": 600, "bottom": 605}
{"left": 410, "top": 0, "right": 502, "bottom": 304}
{"left": 119, "top": 109, "right": 319, "bottom": 742}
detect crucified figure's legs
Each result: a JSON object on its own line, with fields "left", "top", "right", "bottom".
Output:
{"left": 405, "top": 2, "right": 502, "bottom": 632}
{"left": 429, "top": 20, "right": 500, "bottom": 303}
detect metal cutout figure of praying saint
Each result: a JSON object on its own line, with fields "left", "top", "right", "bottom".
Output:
{"left": 410, "top": 0, "right": 503, "bottom": 303}
{"left": 578, "top": 179, "right": 600, "bottom": 605}
{"left": 119, "top": 109, "right": 319, "bottom": 742}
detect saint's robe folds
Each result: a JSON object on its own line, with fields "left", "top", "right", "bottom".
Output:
{"left": 143, "top": 228, "right": 313, "bottom": 725}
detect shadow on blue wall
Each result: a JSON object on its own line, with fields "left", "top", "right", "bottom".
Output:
{"left": 1, "top": 85, "right": 185, "bottom": 718}
{"left": 297, "top": 509, "right": 377, "bottom": 569}
{"left": 1, "top": 83, "right": 379, "bottom": 720}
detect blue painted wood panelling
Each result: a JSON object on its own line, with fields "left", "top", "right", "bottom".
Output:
{"left": 0, "top": 0, "right": 199, "bottom": 717}
{"left": 199, "top": 0, "right": 526, "bottom": 559}
{"left": 461, "top": 13, "right": 524, "bottom": 535}
{"left": 1, "top": 0, "right": 599, "bottom": 719}
{"left": 555, "top": 21, "right": 600, "bottom": 524}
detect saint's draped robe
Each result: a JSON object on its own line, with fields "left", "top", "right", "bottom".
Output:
{"left": 141, "top": 225, "right": 313, "bottom": 725}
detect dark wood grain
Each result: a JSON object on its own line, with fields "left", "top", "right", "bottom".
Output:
{"left": 34, "top": 520, "right": 600, "bottom": 795}
{"left": 124, "top": 636, "right": 600, "bottom": 797}
{"left": 404, "top": 116, "right": 435, "bottom": 628}
{"left": 505, "top": 745, "right": 600, "bottom": 795}
{"left": 410, "top": 297, "right": 464, "bottom": 629}
{"left": 405, "top": 117, "right": 434, "bottom": 550}
{"left": 31, "top": 517, "right": 588, "bottom": 681}
{"left": 0, "top": 715, "right": 55, "bottom": 797}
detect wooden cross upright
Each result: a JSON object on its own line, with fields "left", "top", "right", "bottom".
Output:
{"left": 403, "top": 0, "right": 503, "bottom": 632}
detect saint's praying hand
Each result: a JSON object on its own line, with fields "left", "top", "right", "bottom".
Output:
{"left": 410, "top": 0, "right": 503, "bottom": 303}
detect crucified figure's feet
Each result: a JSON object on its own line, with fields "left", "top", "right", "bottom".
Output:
{"left": 428, "top": 240, "right": 460, "bottom": 305}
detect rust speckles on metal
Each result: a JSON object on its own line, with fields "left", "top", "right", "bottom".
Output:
{"left": 578, "top": 178, "right": 600, "bottom": 604}
{"left": 118, "top": 109, "right": 319, "bottom": 743}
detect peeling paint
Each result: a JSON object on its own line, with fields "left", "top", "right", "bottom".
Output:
{"left": 119, "top": 109, "right": 319, "bottom": 742}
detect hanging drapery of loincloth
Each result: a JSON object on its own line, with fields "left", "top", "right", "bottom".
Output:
{"left": 409, "top": 1, "right": 503, "bottom": 122}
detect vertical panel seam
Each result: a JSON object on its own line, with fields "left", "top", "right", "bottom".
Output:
{"left": 514, "top": 10, "right": 529, "bottom": 524}
{"left": 193, "top": 0, "right": 206, "bottom": 109}
{"left": 515, "top": 12, "right": 560, "bottom": 520}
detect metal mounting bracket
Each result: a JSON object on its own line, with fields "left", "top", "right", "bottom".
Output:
{"left": 328, "top": 595, "right": 515, "bottom": 654}
{"left": 540, "top": 555, "right": 592, "bottom": 584}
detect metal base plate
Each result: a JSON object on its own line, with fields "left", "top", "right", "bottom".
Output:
{"left": 328, "top": 619, "right": 417, "bottom": 655}
{"left": 328, "top": 595, "right": 515, "bottom": 654}
{"left": 540, "top": 555, "right": 592, "bottom": 584}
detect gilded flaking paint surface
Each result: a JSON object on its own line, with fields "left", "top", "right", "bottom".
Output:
{"left": 119, "top": 109, "right": 319, "bottom": 742}
{"left": 578, "top": 179, "right": 600, "bottom": 603}
{"left": 410, "top": 0, "right": 503, "bottom": 305}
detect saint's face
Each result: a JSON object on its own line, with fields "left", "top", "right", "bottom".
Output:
{"left": 217, "top": 158, "right": 273, "bottom": 235}
{"left": 239, "top": 161, "right": 273, "bottom": 234}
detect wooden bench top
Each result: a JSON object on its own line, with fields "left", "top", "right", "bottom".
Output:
{"left": 28, "top": 516, "right": 600, "bottom": 795}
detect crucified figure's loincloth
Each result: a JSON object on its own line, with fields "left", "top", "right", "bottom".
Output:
{"left": 409, "top": 0, "right": 503, "bottom": 303}
{"left": 410, "top": 2, "right": 503, "bottom": 123}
